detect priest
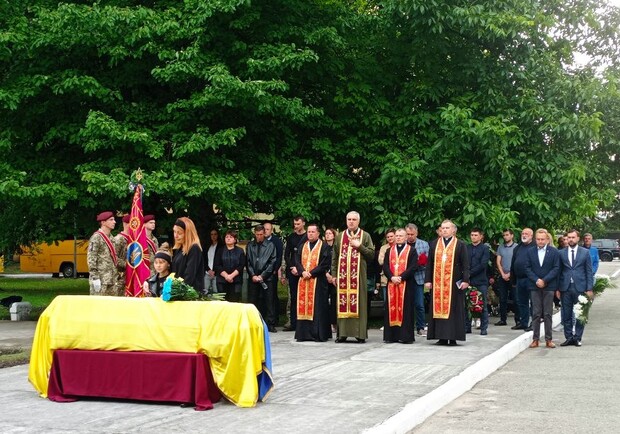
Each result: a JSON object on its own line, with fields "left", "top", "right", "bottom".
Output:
{"left": 382, "top": 228, "right": 419, "bottom": 344}
{"left": 424, "top": 219, "right": 470, "bottom": 346}
{"left": 330, "top": 211, "right": 375, "bottom": 343}
{"left": 294, "top": 224, "right": 333, "bottom": 342}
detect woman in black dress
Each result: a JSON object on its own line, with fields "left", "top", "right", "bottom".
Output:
{"left": 171, "top": 217, "right": 205, "bottom": 293}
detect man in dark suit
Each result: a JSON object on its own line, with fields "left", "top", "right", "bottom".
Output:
{"left": 467, "top": 228, "right": 491, "bottom": 335}
{"left": 558, "top": 230, "right": 593, "bottom": 347}
{"left": 525, "top": 229, "right": 560, "bottom": 348}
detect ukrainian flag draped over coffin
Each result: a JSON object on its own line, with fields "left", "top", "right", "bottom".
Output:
{"left": 28, "top": 295, "right": 273, "bottom": 407}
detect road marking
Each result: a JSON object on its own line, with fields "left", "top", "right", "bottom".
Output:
{"left": 612, "top": 269, "right": 620, "bottom": 278}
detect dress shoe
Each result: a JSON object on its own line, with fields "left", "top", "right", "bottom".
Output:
{"left": 524, "top": 327, "right": 532, "bottom": 332}
{"left": 511, "top": 324, "right": 525, "bottom": 330}
{"left": 282, "top": 326, "right": 295, "bottom": 332}
{"left": 495, "top": 321, "right": 507, "bottom": 326}
{"left": 574, "top": 340, "right": 582, "bottom": 347}
{"left": 335, "top": 337, "right": 347, "bottom": 343}
{"left": 448, "top": 340, "right": 458, "bottom": 346}
{"left": 529, "top": 340, "right": 539, "bottom": 348}
{"left": 466, "top": 329, "right": 472, "bottom": 334}
{"left": 546, "top": 340, "right": 556, "bottom": 348}
{"left": 355, "top": 338, "right": 366, "bottom": 343}
{"left": 560, "top": 339, "right": 574, "bottom": 347}
{"left": 436, "top": 339, "right": 448, "bottom": 345}
{"left": 400, "top": 340, "right": 414, "bottom": 344}
{"left": 480, "top": 330, "right": 488, "bottom": 336}
{"left": 417, "top": 329, "right": 427, "bottom": 336}
{"left": 268, "top": 326, "right": 277, "bottom": 333}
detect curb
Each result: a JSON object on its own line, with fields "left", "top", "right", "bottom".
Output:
{"left": 364, "top": 311, "right": 561, "bottom": 434}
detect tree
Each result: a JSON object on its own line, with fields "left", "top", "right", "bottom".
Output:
{"left": 1, "top": 0, "right": 619, "bottom": 254}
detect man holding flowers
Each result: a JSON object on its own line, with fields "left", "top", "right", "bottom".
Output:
{"left": 558, "top": 230, "right": 593, "bottom": 347}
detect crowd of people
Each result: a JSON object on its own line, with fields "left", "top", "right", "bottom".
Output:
{"left": 86, "top": 210, "right": 599, "bottom": 348}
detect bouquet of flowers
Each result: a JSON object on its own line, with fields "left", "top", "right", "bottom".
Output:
{"left": 574, "top": 294, "right": 592, "bottom": 325}
{"left": 593, "top": 277, "right": 609, "bottom": 296}
{"left": 466, "top": 287, "right": 484, "bottom": 319}
{"left": 161, "top": 273, "right": 199, "bottom": 302}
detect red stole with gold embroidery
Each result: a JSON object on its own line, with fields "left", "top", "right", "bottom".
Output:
{"left": 297, "top": 240, "right": 322, "bottom": 321}
{"left": 432, "top": 237, "right": 457, "bottom": 319}
{"left": 336, "top": 229, "right": 363, "bottom": 319}
{"left": 387, "top": 244, "right": 410, "bottom": 326}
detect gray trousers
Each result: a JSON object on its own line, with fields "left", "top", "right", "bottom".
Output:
{"left": 531, "top": 289, "right": 554, "bottom": 341}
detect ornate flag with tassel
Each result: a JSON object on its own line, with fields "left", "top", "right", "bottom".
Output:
{"left": 125, "top": 173, "right": 150, "bottom": 297}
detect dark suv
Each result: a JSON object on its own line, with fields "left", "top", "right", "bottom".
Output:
{"left": 591, "top": 239, "right": 620, "bottom": 262}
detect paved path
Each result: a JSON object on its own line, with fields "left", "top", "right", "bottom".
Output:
{"left": 414, "top": 284, "right": 619, "bottom": 433}
{"left": 1, "top": 267, "right": 616, "bottom": 433}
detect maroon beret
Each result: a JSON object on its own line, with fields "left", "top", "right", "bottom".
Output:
{"left": 122, "top": 214, "right": 131, "bottom": 224}
{"left": 96, "top": 211, "right": 114, "bottom": 222}
{"left": 143, "top": 214, "right": 155, "bottom": 223}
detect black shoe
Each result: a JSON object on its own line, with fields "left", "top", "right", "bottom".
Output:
{"left": 511, "top": 324, "right": 525, "bottom": 330}
{"left": 574, "top": 340, "right": 582, "bottom": 347}
{"left": 268, "top": 326, "right": 277, "bottom": 333}
{"left": 355, "top": 338, "right": 366, "bottom": 343}
{"left": 495, "top": 321, "right": 507, "bottom": 326}
{"left": 480, "top": 330, "right": 488, "bottom": 335}
{"left": 448, "top": 340, "right": 458, "bottom": 346}
{"left": 560, "top": 339, "right": 574, "bottom": 347}
{"left": 400, "top": 340, "right": 414, "bottom": 344}
{"left": 466, "top": 329, "right": 472, "bottom": 334}
{"left": 335, "top": 337, "right": 347, "bottom": 343}
{"left": 282, "top": 326, "right": 294, "bottom": 332}
{"left": 524, "top": 327, "right": 532, "bottom": 332}
{"left": 436, "top": 339, "right": 448, "bottom": 345}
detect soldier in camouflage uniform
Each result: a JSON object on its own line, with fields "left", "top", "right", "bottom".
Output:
{"left": 87, "top": 211, "right": 120, "bottom": 296}
{"left": 113, "top": 214, "right": 131, "bottom": 296}
{"left": 144, "top": 214, "right": 159, "bottom": 273}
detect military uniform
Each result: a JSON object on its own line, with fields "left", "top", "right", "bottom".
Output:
{"left": 114, "top": 232, "right": 130, "bottom": 296}
{"left": 146, "top": 233, "right": 159, "bottom": 272}
{"left": 88, "top": 230, "right": 119, "bottom": 296}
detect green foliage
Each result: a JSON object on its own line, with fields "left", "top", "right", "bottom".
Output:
{"left": 1, "top": 0, "right": 619, "bottom": 250}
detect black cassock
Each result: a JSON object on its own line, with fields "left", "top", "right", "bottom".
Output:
{"left": 424, "top": 238, "right": 470, "bottom": 342}
{"left": 294, "top": 240, "right": 333, "bottom": 342}
{"left": 382, "top": 244, "right": 419, "bottom": 343}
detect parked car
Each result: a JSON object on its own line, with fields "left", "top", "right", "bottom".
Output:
{"left": 591, "top": 239, "right": 620, "bottom": 262}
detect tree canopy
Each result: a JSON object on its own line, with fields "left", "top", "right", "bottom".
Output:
{"left": 1, "top": 0, "right": 619, "bottom": 251}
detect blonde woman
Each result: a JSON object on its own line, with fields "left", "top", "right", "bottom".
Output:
{"left": 171, "top": 217, "right": 205, "bottom": 293}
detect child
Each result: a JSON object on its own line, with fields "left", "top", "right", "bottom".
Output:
{"left": 143, "top": 251, "right": 172, "bottom": 297}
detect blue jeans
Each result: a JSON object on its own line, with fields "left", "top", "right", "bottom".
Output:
{"left": 465, "top": 285, "right": 488, "bottom": 332}
{"left": 516, "top": 278, "right": 531, "bottom": 327}
{"left": 414, "top": 284, "right": 425, "bottom": 331}
{"left": 560, "top": 284, "right": 586, "bottom": 341}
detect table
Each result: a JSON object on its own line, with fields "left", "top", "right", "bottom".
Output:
{"left": 29, "top": 296, "right": 273, "bottom": 407}
{"left": 48, "top": 350, "right": 221, "bottom": 410}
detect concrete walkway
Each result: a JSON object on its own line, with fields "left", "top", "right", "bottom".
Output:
{"left": 1, "top": 307, "right": 541, "bottom": 434}
{"left": 413, "top": 285, "right": 620, "bottom": 434}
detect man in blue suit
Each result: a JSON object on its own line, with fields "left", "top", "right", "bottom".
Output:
{"left": 525, "top": 229, "right": 560, "bottom": 348}
{"left": 558, "top": 230, "right": 594, "bottom": 347}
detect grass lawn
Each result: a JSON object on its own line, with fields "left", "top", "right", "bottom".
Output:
{"left": 0, "top": 347, "right": 30, "bottom": 368}
{"left": 0, "top": 277, "right": 89, "bottom": 320}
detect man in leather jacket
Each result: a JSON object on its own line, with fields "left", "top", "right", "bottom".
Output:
{"left": 246, "top": 225, "right": 278, "bottom": 332}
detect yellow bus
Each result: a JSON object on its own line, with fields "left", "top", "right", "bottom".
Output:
{"left": 20, "top": 240, "right": 89, "bottom": 277}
